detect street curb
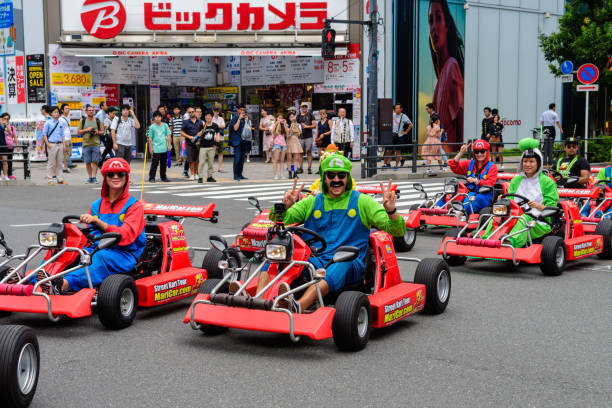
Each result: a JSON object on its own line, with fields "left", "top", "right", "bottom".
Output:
{"left": 372, "top": 167, "right": 519, "bottom": 180}
{"left": 0, "top": 179, "right": 34, "bottom": 187}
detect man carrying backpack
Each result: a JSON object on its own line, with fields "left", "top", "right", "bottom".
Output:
{"left": 78, "top": 104, "right": 104, "bottom": 183}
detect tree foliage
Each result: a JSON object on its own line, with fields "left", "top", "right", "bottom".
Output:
{"left": 539, "top": 0, "right": 612, "bottom": 86}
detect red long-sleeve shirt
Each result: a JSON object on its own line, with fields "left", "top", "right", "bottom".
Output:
{"left": 448, "top": 158, "right": 498, "bottom": 187}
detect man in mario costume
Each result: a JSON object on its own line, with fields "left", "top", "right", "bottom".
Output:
{"left": 59, "top": 158, "right": 146, "bottom": 292}
{"left": 447, "top": 139, "right": 498, "bottom": 214}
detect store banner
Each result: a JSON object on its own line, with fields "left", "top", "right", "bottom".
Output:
{"left": 26, "top": 54, "right": 46, "bottom": 103}
{"left": 0, "top": 58, "right": 5, "bottom": 105}
{"left": 5, "top": 56, "right": 16, "bottom": 104}
{"left": 15, "top": 55, "right": 24, "bottom": 104}
{"left": 150, "top": 56, "right": 216, "bottom": 87}
{"left": 219, "top": 56, "right": 241, "bottom": 86}
{"left": 93, "top": 56, "right": 149, "bottom": 85}
{"left": 61, "top": 0, "right": 348, "bottom": 38}
{"left": 417, "top": 0, "right": 465, "bottom": 145}
{"left": 241, "top": 56, "right": 324, "bottom": 86}
{"left": 0, "top": 1, "right": 14, "bottom": 56}
{"left": 97, "top": 84, "right": 119, "bottom": 106}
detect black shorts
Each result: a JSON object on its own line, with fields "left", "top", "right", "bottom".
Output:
{"left": 186, "top": 144, "right": 198, "bottom": 162}
{"left": 0, "top": 146, "right": 9, "bottom": 154}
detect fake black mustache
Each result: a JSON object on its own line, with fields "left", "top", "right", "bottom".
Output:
{"left": 330, "top": 181, "right": 344, "bottom": 188}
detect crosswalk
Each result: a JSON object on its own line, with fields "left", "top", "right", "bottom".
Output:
{"left": 98, "top": 180, "right": 446, "bottom": 212}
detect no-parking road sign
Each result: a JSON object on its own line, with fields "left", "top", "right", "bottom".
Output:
{"left": 577, "top": 63, "right": 599, "bottom": 85}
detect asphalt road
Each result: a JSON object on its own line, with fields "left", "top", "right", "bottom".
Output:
{"left": 1, "top": 182, "right": 611, "bottom": 408}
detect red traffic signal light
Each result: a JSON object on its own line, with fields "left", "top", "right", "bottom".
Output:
{"left": 322, "top": 27, "right": 336, "bottom": 58}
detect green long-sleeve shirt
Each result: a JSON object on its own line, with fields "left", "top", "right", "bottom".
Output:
{"left": 274, "top": 191, "right": 406, "bottom": 237}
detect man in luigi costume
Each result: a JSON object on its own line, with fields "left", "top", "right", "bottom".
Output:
{"left": 556, "top": 137, "right": 591, "bottom": 188}
{"left": 485, "top": 138, "right": 559, "bottom": 248}
{"left": 267, "top": 153, "right": 406, "bottom": 313}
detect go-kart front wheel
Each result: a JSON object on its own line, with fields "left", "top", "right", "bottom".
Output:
{"left": 332, "top": 291, "right": 371, "bottom": 352}
{"left": 595, "top": 220, "right": 612, "bottom": 260}
{"left": 414, "top": 258, "right": 451, "bottom": 314}
{"left": 442, "top": 228, "right": 466, "bottom": 266}
{"left": 202, "top": 248, "right": 241, "bottom": 280}
{"left": 540, "top": 236, "right": 566, "bottom": 276}
{"left": 196, "top": 279, "right": 229, "bottom": 335}
{"left": 0, "top": 325, "right": 39, "bottom": 408}
{"left": 97, "top": 275, "right": 138, "bottom": 330}
{"left": 393, "top": 228, "right": 417, "bottom": 252}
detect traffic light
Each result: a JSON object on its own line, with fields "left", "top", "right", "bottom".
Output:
{"left": 322, "top": 27, "right": 336, "bottom": 58}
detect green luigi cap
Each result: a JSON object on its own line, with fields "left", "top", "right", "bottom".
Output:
{"left": 518, "top": 137, "right": 539, "bottom": 151}
{"left": 319, "top": 153, "right": 353, "bottom": 193}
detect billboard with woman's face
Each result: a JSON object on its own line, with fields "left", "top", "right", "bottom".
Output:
{"left": 418, "top": 0, "right": 465, "bottom": 147}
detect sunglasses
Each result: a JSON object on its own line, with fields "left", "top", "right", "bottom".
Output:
{"left": 474, "top": 150, "right": 486, "bottom": 154}
{"left": 106, "top": 172, "right": 126, "bottom": 179}
{"left": 325, "top": 172, "right": 347, "bottom": 180}
{"left": 565, "top": 144, "right": 578, "bottom": 149}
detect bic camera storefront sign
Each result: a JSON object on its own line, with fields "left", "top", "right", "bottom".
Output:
{"left": 62, "top": 0, "right": 348, "bottom": 39}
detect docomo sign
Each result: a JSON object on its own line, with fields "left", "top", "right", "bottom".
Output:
{"left": 62, "top": 0, "right": 348, "bottom": 38}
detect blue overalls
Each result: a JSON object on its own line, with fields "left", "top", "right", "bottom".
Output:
{"left": 64, "top": 197, "right": 146, "bottom": 291}
{"left": 462, "top": 160, "right": 493, "bottom": 214}
{"left": 303, "top": 191, "right": 370, "bottom": 293}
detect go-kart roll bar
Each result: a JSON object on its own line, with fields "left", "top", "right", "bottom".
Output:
{"left": 0, "top": 246, "right": 45, "bottom": 284}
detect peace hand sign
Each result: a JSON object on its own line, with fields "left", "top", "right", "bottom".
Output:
{"left": 283, "top": 178, "right": 305, "bottom": 208}
{"left": 380, "top": 179, "right": 397, "bottom": 213}
{"left": 459, "top": 140, "right": 472, "bottom": 154}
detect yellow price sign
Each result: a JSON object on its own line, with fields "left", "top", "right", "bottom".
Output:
{"left": 51, "top": 73, "right": 92, "bottom": 87}
{"left": 0, "top": 82, "right": 4, "bottom": 95}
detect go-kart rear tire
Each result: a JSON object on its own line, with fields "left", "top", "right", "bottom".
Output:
{"left": 414, "top": 258, "right": 451, "bottom": 314}
{"left": 442, "top": 228, "right": 467, "bottom": 266}
{"left": 595, "top": 219, "right": 612, "bottom": 259}
{"left": 97, "top": 275, "right": 138, "bottom": 330}
{"left": 332, "top": 291, "right": 371, "bottom": 352}
{"left": 393, "top": 228, "right": 417, "bottom": 252}
{"left": 540, "top": 236, "right": 566, "bottom": 276}
{"left": 202, "top": 248, "right": 241, "bottom": 280}
{"left": 0, "top": 325, "right": 39, "bottom": 408}
{"left": 197, "top": 279, "right": 229, "bottom": 334}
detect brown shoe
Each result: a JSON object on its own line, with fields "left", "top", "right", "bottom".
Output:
{"left": 276, "top": 282, "right": 300, "bottom": 313}
{"left": 48, "top": 181, "right": 54, "bottom": 186}
{"left": 35, "top": 270, "right": 55, "bottom": 295}
{"left": 57, "top": 181, "right": 67, "bottom": 185}
{"left": 229, "top": 281, "right": 240, "bottom": 295}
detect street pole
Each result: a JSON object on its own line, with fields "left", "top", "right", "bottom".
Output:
{"left": 584, "top": 90, "right": 589, "bottom": 156}
{"left": 367, "top": 0, "right": 378, "bottom": 177}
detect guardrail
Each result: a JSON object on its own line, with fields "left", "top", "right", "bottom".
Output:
{"left": 0, "top": 144, "right": 31, "bottom": 180}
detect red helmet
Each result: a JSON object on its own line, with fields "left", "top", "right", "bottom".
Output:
{"left": 472, "top": 139, "right": 490, "bottom": 151}
{"left": 101, "top": 158, "right": 130, "bottom": 176}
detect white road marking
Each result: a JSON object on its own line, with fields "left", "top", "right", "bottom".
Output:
{"left": 10, "top": 223, "right": 51, "bottom": 227}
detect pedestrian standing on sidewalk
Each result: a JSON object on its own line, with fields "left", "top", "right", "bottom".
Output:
{"left": 111, "top": 104, "right": 141, "bottom": 163}
{"left": 426, "top": 102, "right": 448, "bottom": 170}
{"left": 260, "top": 107, "right": 275, "bottom": 163}
{"left": 99, "top": 107, "right": 116, "bottom": 166}
{"left": 315, "top": 109, "right": 332, "bottom": 151}
{"left": 170, "top": 106, "right": 184, "bottom": 166}
{"left": 95, "top": 101, "right": 108, "bottom": 123}
{"left": 296, "top": 103, "right": 316, "bottom": 174}
{"left": 181, "top": 106, "right": 203, "bottom": 180}
{"left": 331, "top": 107, "right": 355, "bottom": 159}
{"left": 383, "top": 103, "right": 412, "bottom": 169}
{"left": 198, "top": 111, "right": 219, "bottom": 183}
{"left": 481, "top": 107, "right": 493, "bottom": 141}
{"left": 540, "top": 103, "right": 563, "bottom": 166}
{"left": 212, "top": 106, "right": 226, "bottom": 173}
{"left": 42, "top": 106, "right": 67, "bottom": 185}
{"left": 271, "top": 113, "right": 289, "bottom": 180}
{"left": 487, "top": 114, "right": 504, "bottom": 169}
{"left": 230, "top": 105, "right": 250, "bottom": 181}
{"left": 78, "top": 105, "right": 104, "bottom": 183}
{"left": 0, "top": 114, "right": 9, "bottom": 181}
{"left": 286, "top": 112, "right": 304, "bottom": 179}
{"left": 1, "top": 112, "right": 17, "bottom": 180}
{"left": 422, "top": 114, "right": 444, "bottom": 173}
{"left": 60, "top": 104, "right": 73, "bottom": 174}
{"left": 147, "top": 111, "right": 172, "bottom": 183}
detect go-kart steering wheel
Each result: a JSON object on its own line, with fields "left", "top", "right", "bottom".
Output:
{"left": 286, "top": 226, "right": 327, "bottom": 255}
{"left": 500, "top": 193, "right": 532, "bottom": 213}
{"left": 543, "top": 169, "right": 565, "bottom": 183}
{"left": 62, "top": 215, "right": 104, "bottom": 240}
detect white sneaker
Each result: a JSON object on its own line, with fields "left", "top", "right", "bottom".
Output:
{"left": 191, "top": 175, "right": 197, "bottom": 180}
{"left": 280, "top": 175, "right": 287, "bottom": 179}
{"left": 247, "top": 159, "right": 250, "bottom": 163}
{"left": 425, "top": 168, "right": 433, "bottom": 174}
{"left": 274, "top": 174, "right": 279, "bottom": 180}
{"left": 1, "top": 175, "right": 8, "bottom": 181}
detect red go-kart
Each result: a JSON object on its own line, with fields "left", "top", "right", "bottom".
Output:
{"left": 438, "top": 193, "right": 612, "bottom": 275}
{"left": 0, "top": 203, "right": 218, "bottom": 330}
{"left": 185, "top": 204, "right": 450, "bottom": 351}
{"left": 0, "top": 233, "right": 40, "bottom": 408}
{"left": 236, "top": 185, "right": 417, "bottom": 254}
{"left": 404, "top": 177, "right": 505, "bottom": 231}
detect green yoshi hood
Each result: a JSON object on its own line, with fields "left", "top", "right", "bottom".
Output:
{"left": 319, "top": 153, "right": 354, "bottom": 194}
